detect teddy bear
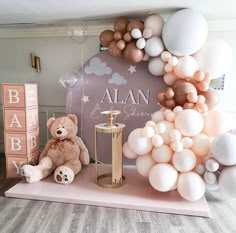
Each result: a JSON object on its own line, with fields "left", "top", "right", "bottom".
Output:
{"left": 20, "top": 114, "right": 90, "bottom": 184}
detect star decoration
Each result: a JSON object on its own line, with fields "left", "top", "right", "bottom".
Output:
{"left": 82, "top": 95, "right": 89, "bottom": 103}
{"left": 128, "top": 65, "right": 136, "bottom": 74}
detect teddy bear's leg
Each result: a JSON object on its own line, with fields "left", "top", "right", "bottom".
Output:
{"left": 20, "top": 157, "right": 54, "bottom": 183}
{"left": 76, "top": 137, "right": 90, "bottom": 165}
{"left": 54, "top": 160, "right": 82, "bottom": 185}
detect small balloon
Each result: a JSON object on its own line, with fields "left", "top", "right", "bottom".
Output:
{"left": 108, "top": 41, "right": 122, "bottom": 57}
{"left": 124, "top": 41, "right": 144, "bottom": 63}
{"left": 131, "top": 28, "right": 142, "bottom": 39}
{"left": 99, "top": 30, "right": 114, "bottom": 47}
{"left": 114, "top": 17, "right": 129, "bottom": 33}
{"left": 127, "top": 20, "right": 144, "bottom": 32}
{"left": 145, "top": 37, "right": 164, "bottom": 57}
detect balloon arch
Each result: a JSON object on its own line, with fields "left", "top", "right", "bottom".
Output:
{"left": 99, "top": 9, "right": 236, "bottom": 201}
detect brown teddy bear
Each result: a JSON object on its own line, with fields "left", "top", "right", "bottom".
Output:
{"left": 20, "top": 114, "right": 90, "bottom": 184}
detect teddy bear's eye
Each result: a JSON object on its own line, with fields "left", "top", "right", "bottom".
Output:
{"left": 62, "top": 126, "right": 64, "bottom": 128}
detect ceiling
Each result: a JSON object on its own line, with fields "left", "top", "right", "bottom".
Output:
{"left": 0, "top": 0, "right": 236, "bottom": 25}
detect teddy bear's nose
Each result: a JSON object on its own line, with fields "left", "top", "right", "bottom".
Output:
{"left": 57, "top": 130, "right": 62, "bottom": 135}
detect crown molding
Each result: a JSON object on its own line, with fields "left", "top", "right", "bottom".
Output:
{"left": 0, "top": 20, "right": 236, "bottom": 38}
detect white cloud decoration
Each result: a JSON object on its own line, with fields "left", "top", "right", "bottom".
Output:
{"left": 109, "top": 73, "right": 127, "bottom": 85}
{"left": 85, "top": 57, "right": 112, "bottom": 76}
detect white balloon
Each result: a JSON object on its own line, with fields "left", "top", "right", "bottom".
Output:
{"left": 195, "top": 164, "right": 206, "bottom": 175}
{"left": 152, "top": 145, "right": 173, "bottom": 163}
{"left": 149, "top": 164, "right": 178, "bottom": 192}
{"left": 128, "top": 128, "right": 153, "bottom": 155}
{"left": 177, "top": 172, "right": 206, "bottom": 201}
{"left": 142, "top": 126, "right": 155, "bottom": 138}
{"left": 152, "top": 111, "right": 165, "bottom": 123}
{"left": 145, "top": 37, "right": 164, "bottom": 57}
{"left": 122, "top": 142, "right": 138, "bottom": 159}
{"left": 148, "top": 57, "right": 165, "bottom": 76}
{"left": 136, "top": 154, "right": 156, "bottom": 177}
{"left": 211, "top": 134, "right": 236, "bottom": 166}
{"left": 174, "top": 56, "right": 198, "bottom": 79}
{"left": 151, "top": 134, "right": 164, "bottom": 147}
{"left": 181, "top": 137, "right": 193, "bottom": 149}
{"left": 144, "top": 14, "right": 165, "bottom": 37}
{"left": 194, "top": 39, "right": 233, "bottom": 79}
{"left": 145, "top": 121, "right": 156, "bottom": 128}
{"left": 131, "top": 28, "right": 142, "bottom": 39}
{"left": 205, "top": 159, "right": 219, "bottom": 172}
{"left": 173, "top": 149, "right": 196, "bottom": 172}
{"left": 219, "top": 166, "right": 236, "bottom": 197}
{"left": 170, "top": 141, "right": 184, "bottom": 152}
{"left": 159, "top": 121, "right": 174, "bottom": 145}
{"left": 143, "top": 28, "right": 153, "bottom": 39}
{"left": 204, "top": 171, "right": 217, "bottom": 185}
{"left": 136, "top": 38, "right": 146, "bottom": 50}
{"left": 162, "top": 9, "right": 208, "bottom": 56}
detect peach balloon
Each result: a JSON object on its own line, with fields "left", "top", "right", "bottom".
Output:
{"left": 177, "top": 172, "right": 205, "bottom": 201}
{"left": 142, "top": 126, "right": 155, "bottom": 138}
{"left": 174, "top": 56, "right": 198, "bottom": 79}
{"left": 149, "top": 164, "right": 178, "bottom": 192}
{"left": 151, "top": 134, "right": 164, "bottom": 147}
{"left": 152, "top": 111, "right": 165, "bottom": 123}
{"left": 175, "top": 109, "right": 204, "bottom": 137}
{"left": 128, "top": 128, "right": 153, "bottom": 155}
{"left": 136, "top": 153, "right": 156, "bottom": 177}
{"left": 159, "top": 121, "right": 174, "bottom": 145}
{"left": 194, "top": 70, "right": 205, "bottom": 81}
{"left": 122, "top": 142, "right": 138, "bottom": 159}
{"left": 203, "top": 111, "right": 233, "bottom": 137}
{"left": 200, "top": 89, "right": 220, "bottom": 110}
{"left": 163, "top": 72, "right": 177, "bottom": 86}
{"left": 152, "top": 144, "right": 173, "bottom": 163}
{"left": 181, "top": 137, "right": 193, "bottom": 148}
{"left": 155, "top": 122, "right": 166, "bottom": 134}
{"left": 170, "top": 141, "right": 184, "bottom": 152}
{"left": 145, "top": 120, "right": 156, "bottom": 128}
{"left": 161, "top": 51, "right": 172, "bottom": 62}
{"left": 116, "top": 40, "right": 126, "bottom": 50}
{"left": 168, "top": 56, "right": 179, "bottom": 67}
{"left": 192, "top": 134, "right": 210, "bottom": 156}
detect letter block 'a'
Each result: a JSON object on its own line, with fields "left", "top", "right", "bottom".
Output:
{"left": 2, "top": 83, "right": 38, "bottom": 108}
{"left": 4, "top": 107, "right": 38, "bottom": 132}
{"left": 4, "top": 128, "right": 39, "bottom": 156}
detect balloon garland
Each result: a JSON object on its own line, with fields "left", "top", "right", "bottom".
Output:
{"left": 99, "top": 9, "right": 236, "bottom": 201}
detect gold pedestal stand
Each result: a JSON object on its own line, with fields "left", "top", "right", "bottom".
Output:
{"left": 94, "top": 110, "right": 125, "bottom": 188}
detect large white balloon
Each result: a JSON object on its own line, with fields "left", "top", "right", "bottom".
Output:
{"left": 144, "top": 14, "right": 165, "bottom": 37}
{"left": 211, "top": 134, "right": 236, "bottom": 166}
{"left": 177, "top": 172, "right": 206, "bottom": 201}
{"left": 148, "top": 57, "right": 165, "bottom": 76}
{"left": 162, "top": 9, "right": 208, "bottom": 56}
{"left": 128, "top": 128, "right": 153, "bottom": 155}
{"left": 174, "top": 56, "right": 198, "bottom": 79}
{"left": 149, "top": 164, "right": 178, "bottom": 192}
{"left": 194, "top": 39, "right": 233, "bottom": 79}
{"left": 145, "top": 37, "right": 164, "bottom": 57}
{"left": 136, "top": 153, "right": 156, "bottom": 177}
{"left": 219, "top": 166, "right": 236, "bottom": 197}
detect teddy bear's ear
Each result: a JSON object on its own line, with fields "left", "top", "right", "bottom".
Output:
{"left": 47, "top": 117, "right": 55, "bottom": 128}
{"left": 67, "top": 114, "right": 78, "bottom": 125}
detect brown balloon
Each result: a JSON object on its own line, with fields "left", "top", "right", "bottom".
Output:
{"left": 113, "top": 31, "right": 123, "bottom": 41}
{"left": 123, "top": 41, "right": 144, "bottom": 63}
{"left": 99, "top": 30, "right": 114, "bottom": 47}
{"left": 108, "top": 41, "right": 122, "bottom": 57}
{"left": 116, "top": 40, "right": 126, "bottom": 50}
{"left": 123, "top": 32, "right": 132, "bottom": 42}
{"left": 199, "top": 88, "right": 220, "bottom": 110}
{"left": 173, "top": 80, "right": 197, "bottom": 106}
{"left": 114, "top": 17, "right": 129, "bottom": 34}
{"left": 127, "top": 20, "right": 144, "bottom": 32}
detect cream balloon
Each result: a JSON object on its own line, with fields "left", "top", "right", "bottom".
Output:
{"left": 122, "top": 142, "right": 138, "bottom": 159}
{"left": 219, "top": 166, "right": 236, "bottom": 198}
{"left": 152, "top": 111, "right": 165, "bottom": 123}
{"left": 192, "top": 134, "right": 210, "bottom": 156}
{"left": 203, "top": 111, "right": 232, "bottom": 137}
{"left": 162, "top": 9, "right": 208, "bottom": 56}
{"left": 174, "top": 56, "right": 198, "bottom": 79}
{"left": 172, "top": 149, "right": 196, "bottom": 172}
{"left": 152, "top": 145, "right": 173, "bottom": 163}
{"left": 142, "top": 126, "right": 155, "bottom": 138}
{"left": 149, "top": 164, "right": 178, "bottom": 192}
{"left": 205, "top": 159, "right": 219, "bottom": 172}
{"left": 211, "top": 134, "right": 236, "bottom": 166}
{"left": 151, "top": 134, "right": 164, "bottom": 147}
{"left": 175, "top": 109, "right": 204, "bottom": 137}
{"left": 145, "top": 37, "right": 164, "bottom": 57}
{"left": 177, "top": 172, "right": 206, "bottom": 201}
{"left": 144, "top": 14, "right": 165, "bottom": 37}
{"left": 159, "top": 121, "right": 174, "bottom": 145}
{"left": 128, "top": 128, "right": 153, "bottom": 155}
{"left": 148, "top": 57, "right": 165, "bottom": 76}
{"left": 194, "top": 39, "right": 233, "bottom": 79}
{"left": 136, "top": 153, "right": 156, "bottom": 177}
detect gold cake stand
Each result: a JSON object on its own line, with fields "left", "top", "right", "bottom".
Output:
{"left": 94, "top": 110, "right": 125, "bottom": 188}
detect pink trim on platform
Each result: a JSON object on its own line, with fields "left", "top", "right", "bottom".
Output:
{"left": 5, "top": 164, "right": 210, "bottom": 217}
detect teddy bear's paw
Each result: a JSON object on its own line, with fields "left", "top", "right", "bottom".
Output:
{"left": 54, "top": 166, "right": 74, "bottom": 185}
{"left": 20, "top": 165, "right": 41, "bottom": 183}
